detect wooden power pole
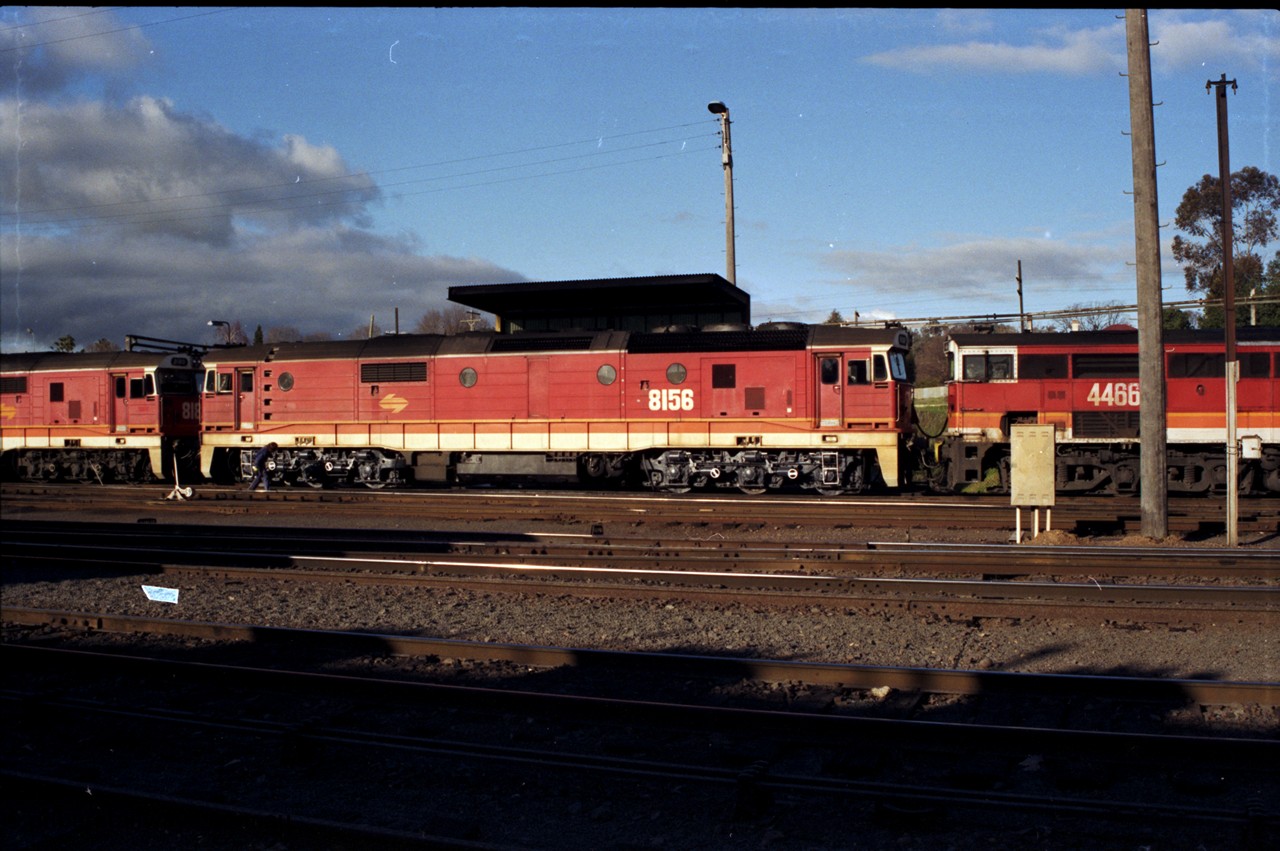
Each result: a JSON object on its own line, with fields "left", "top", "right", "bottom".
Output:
{"left": 1125, "top": 10, "right": 1168, "bottom": 539}
{"left": 1208, "top": 73, "right": 1239, "bottom": 546}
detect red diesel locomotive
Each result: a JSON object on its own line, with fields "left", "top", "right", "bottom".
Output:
{"left": 197, "top": 323, "right": 915, "bottom": 494}
{"left": 933, "top": 327, "right": 1280, "bottom": 495}
{"left": 0, "top": 348, "right": 203, "bottom": 482}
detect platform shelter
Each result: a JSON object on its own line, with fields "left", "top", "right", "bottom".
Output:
{"left": 449, "top": 274, "right": 750, "bottom": 334}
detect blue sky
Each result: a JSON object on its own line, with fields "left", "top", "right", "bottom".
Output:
{"left": 1, "top": 8, "right": 1276, "bottom": 350}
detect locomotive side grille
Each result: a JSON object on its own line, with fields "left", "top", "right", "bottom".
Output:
{"left": 1071, "top": 353, "right": 1139, "bottom": 378}
{"left": 360, "top": 361, "right": 427, "bottom": 383}
{"left": 1, "top": 376, "right": 27, "bottom": 393}
{"left": 1073, "top": 411, "right": 1139, "bottom": 438}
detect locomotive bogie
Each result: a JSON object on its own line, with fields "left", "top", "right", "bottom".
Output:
{"left": 638, "top": 446, "right": 880, "bottom": 494}
{"left": 229, "top": 444, "right": 409, "bottom": 489}
{"left": 9, "top": 446, "right": 153, "bottom": 483}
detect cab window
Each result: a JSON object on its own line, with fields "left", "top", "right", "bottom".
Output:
{"left": 962, "top": 353, "right": 1013, "bottom": 381}
{"left": 129, "top": 375, "right": 155, "bottom": 398}
{"left": 873, "top": 354, "right": 888, "bottom": 382}
{"left": 820, "top": 357, "right": 839, "bottom": 385}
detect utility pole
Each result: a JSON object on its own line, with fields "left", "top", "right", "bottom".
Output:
{"left": 1208, "top": 73, "right": 1239, "bottom": 546}
{"left": 1016, "top": 260, "right": 1025, "bottom": 332}
{"left": 1125, "top": 10, "right": 1167, "bottom": 539}
{"left": 708, "top": 101, "right": 736, "bottom": 285}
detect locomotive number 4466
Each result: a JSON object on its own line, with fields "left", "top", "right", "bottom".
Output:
{"left": 1086, "top": 381, "right": 1140, "bottom": 407}
{"left": 649, "top": 388, "right": 695, "bottom": 411}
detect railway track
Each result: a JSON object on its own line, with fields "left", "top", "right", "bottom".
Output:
{"left": 5, "top": 487, "right": 1277, "bottom": 848}
{"left": 4, "top": 482, "right": 1279, "bottom": 535}
{"left": 3, "top": 614, "right": 1277, "bottom": 850}
{"left": 7, "top": 521, "right": 1277, "bottom": 626}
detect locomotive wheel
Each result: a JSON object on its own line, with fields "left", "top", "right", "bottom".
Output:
{"left": 815, "top": 486, "right": 846, "bottom": 497}
{"left": 737, "top": 485, "right": 767, "bottom": 495}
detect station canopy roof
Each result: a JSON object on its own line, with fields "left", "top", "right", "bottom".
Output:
{"left": 448, "top": 273, "right": 750, "bottom": 333}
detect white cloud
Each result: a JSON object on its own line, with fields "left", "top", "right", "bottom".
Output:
{"left": 0, "top": 226, "right": 521, "bottom": 350}
{"left": 861, "top": 22, "right": 1122, "bottom": 75}
{"left": 1149, "top": 11, "right": 1280, "bottom": 75}
{"left": 0, "top": 6, "right": 151, "bottom": 95}
{"left": 0, "top": 97, "right": 383, "bottom": 246}
{"left": 860, "top": 11, "right": 1278, "bottom": 78}
{"left": 0, "top": 7, "right": 522, "bottom": 350}
{"left": 809, "top": 235, "right": 1144, "bottom": 321}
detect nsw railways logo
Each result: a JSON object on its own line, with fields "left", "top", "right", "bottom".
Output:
{"left": 379, "top": 393, "right": 409, "bottom": 414}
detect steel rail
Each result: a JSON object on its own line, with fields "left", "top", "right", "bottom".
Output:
{"left": 0, "top": 771, "right": 486, "bottom": 849}
{"left": 6, "top": 520, "right": 1277, "bottom": 579}
{"left": 3, "top": 483, "right": 1278, "bottom": 533}
{"left": 8, "top": 543, "right": 1278, "bottom": 625}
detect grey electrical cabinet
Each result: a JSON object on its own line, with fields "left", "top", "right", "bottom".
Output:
{"left": 1010, "top": 424, "right": 1055, "bottom": 507}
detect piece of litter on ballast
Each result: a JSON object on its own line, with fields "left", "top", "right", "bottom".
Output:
{"left": 142, "top": 585, "right": 180, "bottom": 604}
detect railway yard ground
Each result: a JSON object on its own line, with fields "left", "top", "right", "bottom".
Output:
{"left": 2, "top": 483, "right": 1277, "bottom": 850}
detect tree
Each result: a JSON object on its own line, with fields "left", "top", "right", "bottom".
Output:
{"left": 415, "top": 305, "right": 475, "bottom": 335}
{"left": 908, "top": 323, "right": 1010, "bottom": 388}
{"left": 85, "top": 337, "right": 120, "bottom": 352}
{"left": 349, "top": 321, "right": 383, "bottom": 340}
{"left": 1162, "top": 307, "right": 1195, "bottom": 330}
{"left": 1171, "top": 166, "right": 1279, "bottom": 328}
{"left": 909, "top": 327, "right": 949, "bottom": 387}
{"left": 1257, "top": 255, "right": 1280, "bottom": 326}
{"left": 823, "top": 309, "right": 844, "bottom": 325}
{"left": 52, "top": 335, "right": 76, "bottom": 352}
{"left": 253, "top": 325, "right": 264, "bottom": 345}
{"left": 1051, "top": 302, "right": 1131, "bottom": 332}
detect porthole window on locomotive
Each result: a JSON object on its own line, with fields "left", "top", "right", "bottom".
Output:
{"left": 277, "top": 372, "right": 294, "bottom": 392}
{"left": 666, "top": 363, "right": 687, "bottom": 385}
{"left": 597, "top": 364, "right": 617, "bottom": 385}
{"left": 459, "top": 367, "right": 478, "bottom": 388}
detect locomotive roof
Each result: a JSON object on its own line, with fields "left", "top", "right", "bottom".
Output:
{"left": 202, "top": 331, "right": 636, "bottom": 363}
{"left": 448, "top": 274, "right": 750, "bottom": 330}
{"left": 0, "top": 349, "right": 195, "bottom": 371}
{"left": 626, "top": 323, "right": 910, "bottom": 354}
{"left": 950, "top": 327, "right": 1280, "bottom": 348}
{"left": 198, "top": 324, "right": 914, "bottom": 363}
{"left": 202, "top": 335, "right": 446, "bottom": 363}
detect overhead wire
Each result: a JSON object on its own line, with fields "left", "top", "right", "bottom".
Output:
{"left": 4, "top": 137, "right": 723, "bottom": 233}
{"left": 0, "top": 7, "right": 238, "bottom": 53}
{"left": 3, "top": 121, "right": 718, "bottom": 226}
{"left": 0, "top": 7, "right": 125, "bottom": 35}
